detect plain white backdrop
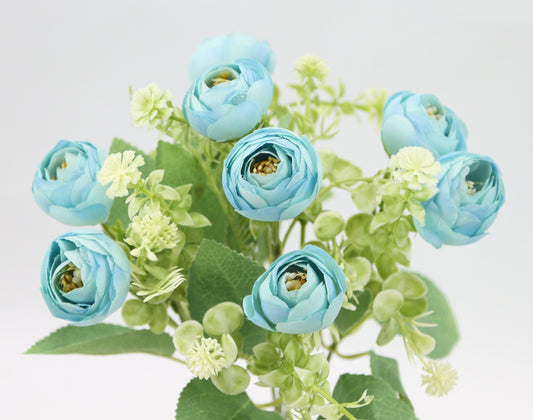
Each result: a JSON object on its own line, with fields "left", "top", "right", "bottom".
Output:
{"left": 1, "top": 1, "right": 532, "bottom": 419}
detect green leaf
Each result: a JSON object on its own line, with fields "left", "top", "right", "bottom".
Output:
{"left": 335, "top": 289, "right": 372, "bottom": 336}
{"left": 106, "top": 138, "right": 156, "bottom": 227}
{"left": 416, "top": 273, "right": 460, "bottom": 359}
{"left": 176, "top": 378, "right": 282, "bottom": 420}
{"left": 188, "top": 239, "right": 266, "bottom": 354}
{"left": 25, "top": 324, "right": 174, "bottom": 356}
{"left": 369, "top": 351, "right": 413, "bottom": 409}
{"left": 333, "top": 374, "right": 417, "bottom": 420}
{"left": 155, "top": 141, "right": 227, "bottom": 243}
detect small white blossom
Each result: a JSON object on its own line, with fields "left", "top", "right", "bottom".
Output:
{"left": 97, "top": 151, "right": 145, "bottom": 198}
{"left": 295, "top": 54, "right": 330, "bottom": 83}
{"left": 389, "top": 146, "right": 441, "bottom": 191}
{"left": 130, "top": 83, "right": 172, "bottom": 128}
{"left": 186, "top": 337, "right": 225, "bottom": 380}
{"left": 125, "top": 203, "right": 179, "bottom": 261}
{"left": 421, "top": 361, "right": 458, "bottom": 397}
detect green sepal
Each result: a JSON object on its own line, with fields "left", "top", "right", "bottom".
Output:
{"left": 376, "top": 317, "right": 399, "bottom": 346}
{"left": 121, "top": 299, "right": 154, "bottom": 326}
{"left": 383, "top": 271, "right": 427, "bottom": 299}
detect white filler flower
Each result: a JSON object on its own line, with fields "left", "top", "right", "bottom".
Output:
{"left": 186, "top": 337, "right": 226, "bottom": 380}
{"left": 389, "top": 146, "right": 441, "bottom": 191}
{"left": 97, "top": 150, "right": 145, "bottom": 198}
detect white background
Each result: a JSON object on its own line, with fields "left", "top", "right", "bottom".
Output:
{"left": 1, "top": 1, "right": 532, "bottom": 419}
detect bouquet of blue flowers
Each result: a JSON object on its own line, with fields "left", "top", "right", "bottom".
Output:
{"left": 28, "top": 33, "right": 504, "bottom": 419}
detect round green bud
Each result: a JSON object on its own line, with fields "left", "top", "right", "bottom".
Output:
{"left": 173, "top": 320, "right": 203, "bottom": 355}
{"left": 411, "top": 331, "right": 436, "bottom": 356}
{"left": 211, "top": 365, "right": 250, "bottom": 396}
{"left": 202, "top": 301, "right": 244, "bottom": 336}
{"left": 383, "top": 271, "right": 427, "bottom": 299}
{"left": 344, "top": 257, "right": 372, "bottom": 291}
{"left": 376, "top": 317, "right": 399, "bottom": 346}
{"left": 258, "top": 367, "right": 290, "bottom": 387}
{"left": 373, "top": 289, "right": 404, "bottom": 322}
{"left": 148, "top": 303, "right": 168, "bottom": 334}
{"left": 400, "top": 297, "right": 428, "bottom": 318}
{"left": 314, "top": 211, "right": 345, "bottom": 241}
{"left": 252, "top": 342, "right": 280, "bottom": 367}
{"left": 220, "top": 333, "right": 238, "bottom": 368}
{"left": 122, "top": 299, "right": 154, "bottom": 327}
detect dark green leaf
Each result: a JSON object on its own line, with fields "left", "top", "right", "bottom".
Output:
{"left": 369, "top": 351, "right": 412, "bottom": 408}
{"left": 25, "top": 324, "right": 174, "bottom": 356}
{"left": 416, "top": 273, "right": 460, "bottom": 359}
{"left": 176, "top": 378, "right": 282, "bottom": 420}
{"left": 333, "top": 374, "right": 417, "bottom": 420}
{"left": 335, "top": 289, "right": 372, "bottom": 336}
{"left": 155, "top": 141, "right": 227, "bottom": 243}
{"left": 188, "top": 239, "right": 266, "bottom": 353}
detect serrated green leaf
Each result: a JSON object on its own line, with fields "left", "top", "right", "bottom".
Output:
{"left": 335, "top": 289, "right": 372, "bottom": 336}
{"left": 369, "top": 351, "right": 413, "bottom": 409}
{"left": 187, "top": 239, "right": 266, "bottom": 354}
{"left": 25, "top": 324, "right": 174, "bottom": 356}
{"left": 176, "top": 378, "right": 282, "bottom": 420}
{"left": 155, "top": 141, "right": 227, "bottom": 243}
{"left": 106, "top": 138, "right": 155, "bottom": 227}
{"left": 333, "top": 374, "right": 417, "bottom": 420}
{"left": 416, "top": 273, "right": 459, "bottom": 359}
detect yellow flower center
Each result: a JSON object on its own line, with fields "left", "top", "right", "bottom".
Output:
{"left": 426, "top": 105, "right": 442, "bottom": 120}
{"left": 59, "top": 263, "right": 83, "bottom": 293}
{"left": 207, "top": 71, "right": 236, "bottom": 87}
{"left": 285, "top": 270, "right": 307, "bottom": 291}
{"left": 252, "top": 156, "right": 280, "bottom": 176}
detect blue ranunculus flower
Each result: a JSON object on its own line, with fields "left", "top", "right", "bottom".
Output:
{"left": 41, "top": 229, "right": 131, "bottom": 326}
{"left": 188, "top": 33, "right": 276, "bottom": 80}
{"left": 182, "top": 59, "right": 273, "bottom": 142}
{"left": 243, "top": 245, "right": 346, "bottom": 334}
{"left": 222, "top": 127, "right": 322, "bottom": 221}
{"left": 415, "top": 152, "right": 505, "bottom": 248}
{"left": 32, "top": 140, "right": 113, "bottom": 225}
{"left": 381, "top": 91, "right": 468, "bottom": 159}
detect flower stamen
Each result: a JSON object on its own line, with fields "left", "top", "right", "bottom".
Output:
{"left": 426, "top": 105, "right": 442, "bottom": 120}
{"left": 208, "top": 71, "right": 236, "bottom": 87}
{"left": 252, "top": 156, "right": 280, "bottom": 176}
{"left": 285, "top": 269, "right": 307, "bottom": 291}
{"left": 59, "top": 263, "right": 83, "bottom": 293}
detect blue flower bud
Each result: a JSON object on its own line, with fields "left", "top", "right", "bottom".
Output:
{"left": 188, "top": 33, "right": 276, "bottom": 80}
{"left": 182, "top": 59, "right": 273, "bottom": 142}
{"left": 222, "top": 127, "right": 322, "bottom": 221}
{"left": 40, "top": 229, "right": 131, "bottom": 326}
{"left": 381, "top": 91, "right": 468, "bottom": 159}
{"left": 32, "top": 140, "right": 113, "bottom": 225}
{"left": 415, "top": 152, "right": 505, "bottom": 248}
{"left": 243, "top": 245, "right": 346, "bottom": 334}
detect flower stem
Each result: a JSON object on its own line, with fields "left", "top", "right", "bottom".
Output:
{"left": 312, "top": 386, "right": 358, "bottom": 420}
{"left": 255, "top": 398, "right": 282, "bottom": 409}
{"left": 281, "top": 218, "right": 298, "bottom": 252}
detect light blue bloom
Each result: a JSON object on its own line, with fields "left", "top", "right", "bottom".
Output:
{"left": 188, "top": 33, "right": 276, "bottom": 80}
{"left": 243, "top": 245, "right": 346, "bottom": 334}
{"left": 381, "top": 91, "right": 468, "bottom": 159}
{"left": 222, "top": 127, "right": 322, "bottom": 221}
{"left": 415, "top": 152, "right": 505, "bottom": 248}
{"left": 41, "top": 229, "right": 131, "bottom": 326}
{"left": 182, "top": 59, "right": 273, "bottom": 142}
{"left": 32, "top": 140, "right": 113, "bottom": 225}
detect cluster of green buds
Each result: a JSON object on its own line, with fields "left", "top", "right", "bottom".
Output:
{"left": 173, "top": 302, "right": 249, "bottom": 395}
{"left": 248, "top": 332, "right": 370, "bottom": 419}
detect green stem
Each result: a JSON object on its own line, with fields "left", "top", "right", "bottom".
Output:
{"left": 255, "top": 398, "right": 282, "bottom": 409}
{"left": 334, "top": 350, "right": 369, "bottom": 360}
{"left": 312, "top": 386, "right": 358, "bottom": 420}
{"left": 300, "top": 221, "right": 307, "bottom": 248}
{"left": 280, "top": 218, "right": 298, "bottom": 252}
{"left": 270, "top": 221, "right": 282, "bottom": 262}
